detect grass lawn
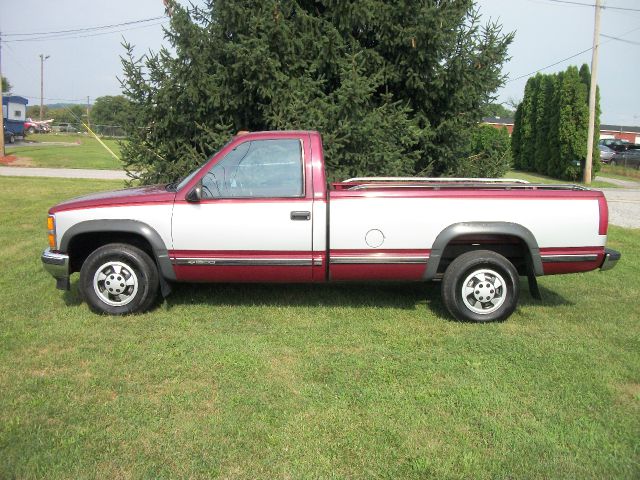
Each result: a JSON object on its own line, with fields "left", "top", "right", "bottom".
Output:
{"left": 5, "top": 133, "right": 124, "bottom": 170}
{"left": 600, "top": 164, "right": 640, "bottom": 182}
{"left": 506, "top": 170, "right": 618, "bottom": 189}
{"left": 0, "top": 176, "right": 638, "bottom": 479}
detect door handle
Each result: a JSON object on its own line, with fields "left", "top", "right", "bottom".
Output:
{"left": 290, "top": 211, "right": 311, "bottom": 221}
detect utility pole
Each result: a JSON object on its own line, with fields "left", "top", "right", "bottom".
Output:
{"left": 584, "top": 0, "right": 601, "bottom": 185}
{"left": 86, "top": 96, "right": 90, "bottom": 130}
{"left": 1, "top": 31, "right": 5, "bottom": 157}
{"left": 39, "top": 54, "right": 50, "bottom": 121}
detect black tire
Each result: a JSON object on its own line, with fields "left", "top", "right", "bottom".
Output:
{"left": 610, "top": 159, "right": 616, "bottom": 167}
{"left": 441, "top": 250, "right": 519, "bottom": 323}
{"left": 28, "top": 126, "right": 36, "bottom": 134}
{"left": 8, "top": 134, "right": 15, "bottom": 144}
{"left": 80, "top": 243, "right": 159, "bottom": 315}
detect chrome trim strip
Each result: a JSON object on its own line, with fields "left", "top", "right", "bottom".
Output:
{"left": 330, "top": 256, "right": 429, "bottom": 265}
{"left": 541, "top": 254, "right": 598, "bottom": 263}
{"left": 173, "top": 258, "right": 313, "bottom": 266}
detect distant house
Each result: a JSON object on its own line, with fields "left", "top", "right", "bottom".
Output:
{"left": 2, "top": 95, "right": 28, "bottom": 135}
{"left": 482, "top": 116, "right": 640, "bottom": 143}
{"left": 599, "top": 125, "right": 640, "bottom": 144}
{"left": 481, "top": 117, "right": 514, "bottom": 135}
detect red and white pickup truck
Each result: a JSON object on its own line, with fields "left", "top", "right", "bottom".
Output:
{"left": 42, "top": 130, "right": 620, "bottom": 322}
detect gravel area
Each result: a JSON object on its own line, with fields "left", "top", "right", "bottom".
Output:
{"left": 599, "top": 188, "right": 640, "bottom": 229}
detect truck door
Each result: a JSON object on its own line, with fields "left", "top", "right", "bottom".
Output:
{"left": 171, "top": 133, "right": 315, "bottom": 282}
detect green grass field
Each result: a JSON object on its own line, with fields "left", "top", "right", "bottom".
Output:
{"left": 0, "top": 176, "right": 638, "bottom": 479}
{"left": 506, "top": 170, "right": 618, "bottom": 188}
{"left": 6, "top": 133, "right": 123, "bottom": 170}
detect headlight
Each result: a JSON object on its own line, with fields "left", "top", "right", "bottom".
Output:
{"left": 47, "top": 215, "right": 56, "bottom": 249}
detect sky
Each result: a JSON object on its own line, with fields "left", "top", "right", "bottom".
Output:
{"left": 1, "top": 0, "right": 639, "bottom": 125}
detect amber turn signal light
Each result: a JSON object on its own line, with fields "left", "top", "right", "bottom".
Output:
{"left": 47, "top": 216, "right": 56, "bottom": 248}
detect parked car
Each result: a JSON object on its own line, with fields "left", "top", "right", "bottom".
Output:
{"left": 598, "top": 144, "right": 615, "bottom": 163}
{"left": 3, "top": 125, "right": 15, "bottom": 144}
{"left": 41, "top": 130, "right": 621, "bottom": 322}
{"left": 599, "top": 139, "right": 633, "bottom": 152}
{"left": 54, "top": 123, "right": 78, "bottom": 133}
{"left": 610, "top": 149, "right": 640, "bottom": 169}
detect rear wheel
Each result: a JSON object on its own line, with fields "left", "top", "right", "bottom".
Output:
{"left": 441, "top": 250, "right": 519, "bottom": 322}
{"left": 80, "top": 243, "right": 159, "bottom": 315}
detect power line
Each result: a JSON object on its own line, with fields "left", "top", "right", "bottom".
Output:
{"left": 601, "top": 33, "right": 640, "bottom": 45}
{"left": 2, "top": 20, "right": 168, "bottom": 43}
{"left": 507, "top": 25, "right": 640, "bottom": 83}
{"left": 547, "top": 0, "right": 640, "bottom": 12}
{"left": 506, "top": 47, "right": 593, "bottom": 83}
{"left": 2, "top": 15, "right": 167, "bottom": 37}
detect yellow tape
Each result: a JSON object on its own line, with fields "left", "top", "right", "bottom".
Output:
{"left": 81, "top": 122, "right": 120, "bottom": 161}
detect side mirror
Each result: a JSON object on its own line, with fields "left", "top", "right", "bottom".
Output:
{"left": 186, "top": 180, "right": 202, "bottom": 203}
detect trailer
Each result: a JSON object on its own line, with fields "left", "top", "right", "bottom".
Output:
{"left": 2, "top": 96, "right": 28, "bottom": 141}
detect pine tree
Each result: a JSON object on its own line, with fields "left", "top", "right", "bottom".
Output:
{"left": 120, "top": 0, "right": 513, "bottom": 184}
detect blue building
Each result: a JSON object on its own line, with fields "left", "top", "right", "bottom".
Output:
{"left": 2, "top": 96, "right": 28, "bottom": 136}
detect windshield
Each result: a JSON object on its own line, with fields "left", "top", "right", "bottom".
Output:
{"left": 175, "top": 167, "right": 201, "bottom": 191}
{"left": 171, "top": 140, "right": 235, "bottom": 191}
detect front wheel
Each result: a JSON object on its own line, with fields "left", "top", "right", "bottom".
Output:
{"left": 80, "top": 243, "right": 159, "bottom": 315}
{"left": 441, "top": 250, "right": 520, "bottom": 322}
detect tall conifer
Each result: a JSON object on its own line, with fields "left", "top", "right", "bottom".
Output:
{"left": 121, "top": 0, "right": 513, "bottom": 183}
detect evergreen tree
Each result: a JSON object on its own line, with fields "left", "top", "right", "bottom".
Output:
{"left": 511, "top": 103, "right": 523, "bottom": 169}
{"left": 534, "top": 74, "right": 554, "bottom": 173}
{"left": 579, "top": 63, "right": 601, "bottom": 175}
{"left": 120, "top": 0, "right": 513, "bottom": 184}
{"left": 518, "top": 76, "right": 540, "bottom": 171}
{"left": 547, "top": 71, "right": 564, "bottom": 178}
{"left": 558, "top": 66, "right": 588, "bottom": 180}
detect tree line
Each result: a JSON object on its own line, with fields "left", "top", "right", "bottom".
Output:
{"left": 511, "top": 64, "right": 600, "bottom": 180}
{"left": 26, "top": 95, "right": 133, "bottom": 128}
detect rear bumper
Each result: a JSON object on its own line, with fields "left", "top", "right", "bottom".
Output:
{"left": 600, "top": 248, "right": 621, "bottom": 271}
{"left": 41, "top": 248, "right": 70, "bottom": 290}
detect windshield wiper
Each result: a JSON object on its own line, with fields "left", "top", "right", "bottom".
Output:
{"left": 166, "top": 181, "right": 178, "bottom": 192}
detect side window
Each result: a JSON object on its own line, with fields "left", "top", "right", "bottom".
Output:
{"left": 201, "top": 139, "right": 303, "bottom": 198}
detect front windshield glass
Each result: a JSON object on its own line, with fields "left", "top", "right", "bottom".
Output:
{"left": 174, "top": 140, "right": 234, "bottom": 191}
{"left": 175, "top": 167, "right": 201, "bottom": 191}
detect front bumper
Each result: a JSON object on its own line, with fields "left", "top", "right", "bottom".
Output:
{"left": 41, "top": 248, "right": 70, "bottom": 290}
{"left": 600, "top": 247, "right": 621, "bottom": 271}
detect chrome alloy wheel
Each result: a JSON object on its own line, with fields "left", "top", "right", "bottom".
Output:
{"left": 461, "top": 269, "right": 507, "bottom": 315}
{"left": 93, "top": 261, "right": 139, "bottom": 307}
